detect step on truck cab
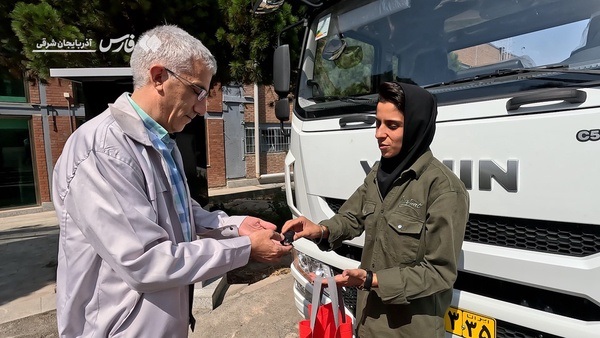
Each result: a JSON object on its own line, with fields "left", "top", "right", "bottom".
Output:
{"left": 260, "top": 0, "right": 600, "bottom": 336}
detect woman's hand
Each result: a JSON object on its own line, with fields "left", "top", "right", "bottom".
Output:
{"left": 310, "top": 269, "right": 370, "bottom": 288}
{"left": 280, "top": 216, "right": 324, "bottom": 241}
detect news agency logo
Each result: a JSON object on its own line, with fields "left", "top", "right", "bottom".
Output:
{"left": 138, "top": 34, "right": 162, "bottom": 52}
{"left": 32, "top": 34, "right": 162, "bottom": 53}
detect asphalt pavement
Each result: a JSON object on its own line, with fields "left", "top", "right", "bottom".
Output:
{"left": 0, "top": 274, "right": 302, "bottom": 338}
{"left": 0, "top": 182, "right": 304, "bottom": 337}
{"left": 189, "top": 273, "right": 302, "bottom": 338}
{"left": 0, "top": 211, "right": 58, "bottom": 325}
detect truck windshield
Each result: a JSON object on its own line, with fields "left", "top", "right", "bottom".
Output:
{"left": 296, "top": 0, "right": 600, "bottom": 118}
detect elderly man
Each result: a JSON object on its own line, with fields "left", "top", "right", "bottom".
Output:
{"left": 52, "top": 25, "right": 292, "bottom": 337}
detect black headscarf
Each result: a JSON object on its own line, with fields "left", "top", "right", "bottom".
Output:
{"left": 376, "top": 82, "right": 438, "bottom": 198}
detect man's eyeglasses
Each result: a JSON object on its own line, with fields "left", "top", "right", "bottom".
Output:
{"left": 165, "top": 68, "right": 208, "bottom": 102}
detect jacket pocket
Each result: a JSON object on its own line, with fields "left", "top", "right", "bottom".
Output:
{"left": 362, "top": 201, "right": 376, "bottom": 217}
{"left": 361, "top": 201, "right": 378, "bottom": 239}
{"left": 383, "top": 212, "right": 424, "bottom": 264}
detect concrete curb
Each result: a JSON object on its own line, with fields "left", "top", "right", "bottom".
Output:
{"left": 0, "top": 285, "right": 56, "bottom": 324}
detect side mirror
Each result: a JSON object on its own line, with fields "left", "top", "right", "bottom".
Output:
{"left": 274, "top": 44, "right": 291, "bottom": 97}
{"left": 322, "top": 38, "right": 347, "bottom": 61}
{"left": 275, "top": 98, "right": 290, "bottom": 122}
{"left": 323, "top": 37, "right": 363, "bottom": 69}
{"left": 252, "top": 0, "right": 285, "bottom": 14}
{"left": 334, "top": 46, "right": 363, "bottom": 69}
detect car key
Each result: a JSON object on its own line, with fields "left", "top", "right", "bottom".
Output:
{"left": 281, "top": 230, "right": 295, "bottom": 246}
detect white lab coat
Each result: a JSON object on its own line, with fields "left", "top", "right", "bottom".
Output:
{"left": 52, "top": 93, "right": 251, "bottom": 337}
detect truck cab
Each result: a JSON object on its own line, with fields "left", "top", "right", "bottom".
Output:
{"left": 265, "top": 0, "right": 600, "bottom": 336}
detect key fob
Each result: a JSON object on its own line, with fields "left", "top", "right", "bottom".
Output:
{"left": 281, "top": 230, "right": 295, "bottom": 246}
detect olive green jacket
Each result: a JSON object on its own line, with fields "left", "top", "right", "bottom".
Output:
{"left": 321, "top": 150, "right": 469, "bottom": 337}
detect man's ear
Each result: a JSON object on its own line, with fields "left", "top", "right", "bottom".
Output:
{"left": 149, "top": 65, "right": 166, "bottom": 91}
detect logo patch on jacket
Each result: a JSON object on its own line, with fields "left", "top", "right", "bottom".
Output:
{"left": 400, "top": 196, "right": 423, "bottom": 209}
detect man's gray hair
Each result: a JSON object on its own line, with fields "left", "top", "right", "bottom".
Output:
{"left": 130, "top": 25, "right": 217, "bottom": 89}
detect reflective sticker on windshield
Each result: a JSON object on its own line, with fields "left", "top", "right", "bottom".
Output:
{"left": 316, "top": 14, "right": 331, "bottom": 41}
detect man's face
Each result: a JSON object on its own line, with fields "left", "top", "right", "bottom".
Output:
{"left": 375, "top": 101, "right": 405, "bottom": 158}
{"left": 160, "top": 60, "right": 212, "bottom": 133}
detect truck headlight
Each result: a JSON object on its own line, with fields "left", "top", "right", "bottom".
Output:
{"left": 293, "top": 248, "right": 333, "bottom": 281}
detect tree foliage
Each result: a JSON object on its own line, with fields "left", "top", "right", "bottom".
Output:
{"left": 11, "top": 2, "right": 91, "bottom": 79}
{"left": 216, "top": 0, "right": 301, "bottom": 84}
{"left": 2, "top": 0, "right": 304, "bottom": 85}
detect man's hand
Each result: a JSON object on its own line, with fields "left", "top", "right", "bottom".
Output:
{"left": 239, "top": 216, "right": 277, "bottom": 236}
{"left": 248, "top": 229, "right": 292, "bottom": 263}
{"left": 311, "top": 269, "right": 368, "bottom": 288}
{"left": 280, "top": 216, "right": 324, "bottom": 241}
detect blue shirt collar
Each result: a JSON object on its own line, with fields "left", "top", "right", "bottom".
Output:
{"left": 126, "top": 93, "right": 173, "bottom": 148}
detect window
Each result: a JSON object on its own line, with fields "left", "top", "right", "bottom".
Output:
{"left": 313, "top": 35, "right": 375, "bottom": 98}
{"left": 0, "top": 118, "right": 36, "bottom": 208}
{"left": 0, "top": 70, "right": 27, "bottom": 103}
{"left": 245, "top": 125, "right": 291, "bottom": 154}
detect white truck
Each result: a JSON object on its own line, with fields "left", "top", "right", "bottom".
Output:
{"left": 262, "top": 0, "right": 600, "bottom": 336}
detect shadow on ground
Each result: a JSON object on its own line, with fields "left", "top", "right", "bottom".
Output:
{"left": 0, "top": 225, "right": 58, "bottom": 306}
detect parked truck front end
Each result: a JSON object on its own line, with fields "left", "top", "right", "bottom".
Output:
{"left": 268, "top": 0, "right": 600, "bottom": 336}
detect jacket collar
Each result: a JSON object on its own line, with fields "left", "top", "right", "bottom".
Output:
{"left": 410, "top": 149, "right": 434, "bottom": 179}
{"left": 108, "top": 93, "right": 153, "bottom": 147}
{"left": 370, "top": 149, "right": 434, "bottom": 183}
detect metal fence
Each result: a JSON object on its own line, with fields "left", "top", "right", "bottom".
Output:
{"left": 245, "top": 125, "right": 291, "bottom": 154}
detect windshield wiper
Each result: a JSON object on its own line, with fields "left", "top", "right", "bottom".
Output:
{"left": 424, "top": 65, "right": 600, "bottom": 89}
{"left": 311, "top": 95, "right": 377, "bottom": 104}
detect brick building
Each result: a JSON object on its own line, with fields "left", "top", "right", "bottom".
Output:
{"left": 0, "top": 68, "right": 289, "bottom": 211}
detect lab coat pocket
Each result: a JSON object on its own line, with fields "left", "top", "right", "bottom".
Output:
{"left": 146, "top": 173, "right": 168, "bottom": 224}
{"left": 109, "top": 291, "right": 143, "bottom": 337}
{"left": 149, "top": 172, "right": 169, "bottom": 200}
{"left": 384, "top": 212, "right": 424, "bottom": 264}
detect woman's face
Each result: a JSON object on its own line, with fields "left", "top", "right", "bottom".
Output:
{"left": 375, "top": 101, "right": 405, "bottom": 158}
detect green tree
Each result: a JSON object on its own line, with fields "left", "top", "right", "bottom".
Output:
{"left": 7, "top": 0, "right": 224, "bottom": 80}
{"left": 216, "top": 0, "right": 301, "bottom": 84}
{"left": 11, "top": 2, "right": 92, "bottom": 79}
{"left": 5, "top": 0, "right": 303, "bottom": 84}
{"left": 448, "top": 52, "right": 462, "bottom": 72}
{"left": 1, "top": 0, "right": 31, "bottom": 79}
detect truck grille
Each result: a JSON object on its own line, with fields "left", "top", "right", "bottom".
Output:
{"left": 333, "top": 274, "right": 568, "bottom": 338}
{"left": 341, "top": 287, "right": 357, "bottom": 313}
{"left": 466, "top": 214, "right": 600, "bottom": 257}
{"left": 323, "top": 198, "right": 600, "bottom": 257}
{"left": 455, "top": 271, "right": 600, "bottom": 322}
{"left": 496, "top": 320, "right": 561, "bottom": 338}
{"left": 331, "top": 267, "right": 358, "bottom": 313}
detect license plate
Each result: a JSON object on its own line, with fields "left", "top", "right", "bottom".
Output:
{"left": 444, "top": 306, "right": 496, "bottom": 338}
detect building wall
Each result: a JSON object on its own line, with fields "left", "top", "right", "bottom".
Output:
{"left": 31, "top": 114, "right": 75, "bottom": 203}
{"left": 2, "top": 78, "right": 290, "bottom": 207}
{"left": 31, "top": 115, "right": 49, "bottom": 202}
{"left": 242, "top": 84, "right": 289, "bottom": 180}
{"left": 45, "top": 78, "right": 75, "bottom": 107}
{"left": 207, "top": 82, "right": 223, "bottom": 113}
{"left": 454, "top": 44, "right": 502, "bottom": 67}
{"left": 245, "top": 152, "right": 287, "bottom": 177}
{"left": 206, "top": 118, "right": 226, "bottom": 188}
{"left": 242, "top": 84, "right": 281, "bottom": 124}
{"left": 28, "top": 80, "right": 40, "bottom": 104}
{"left": 23, "top": 78, "right": 75, "bottom": 205}
{"left": 205, "top": 82, "right": 226, "bottom": 188}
